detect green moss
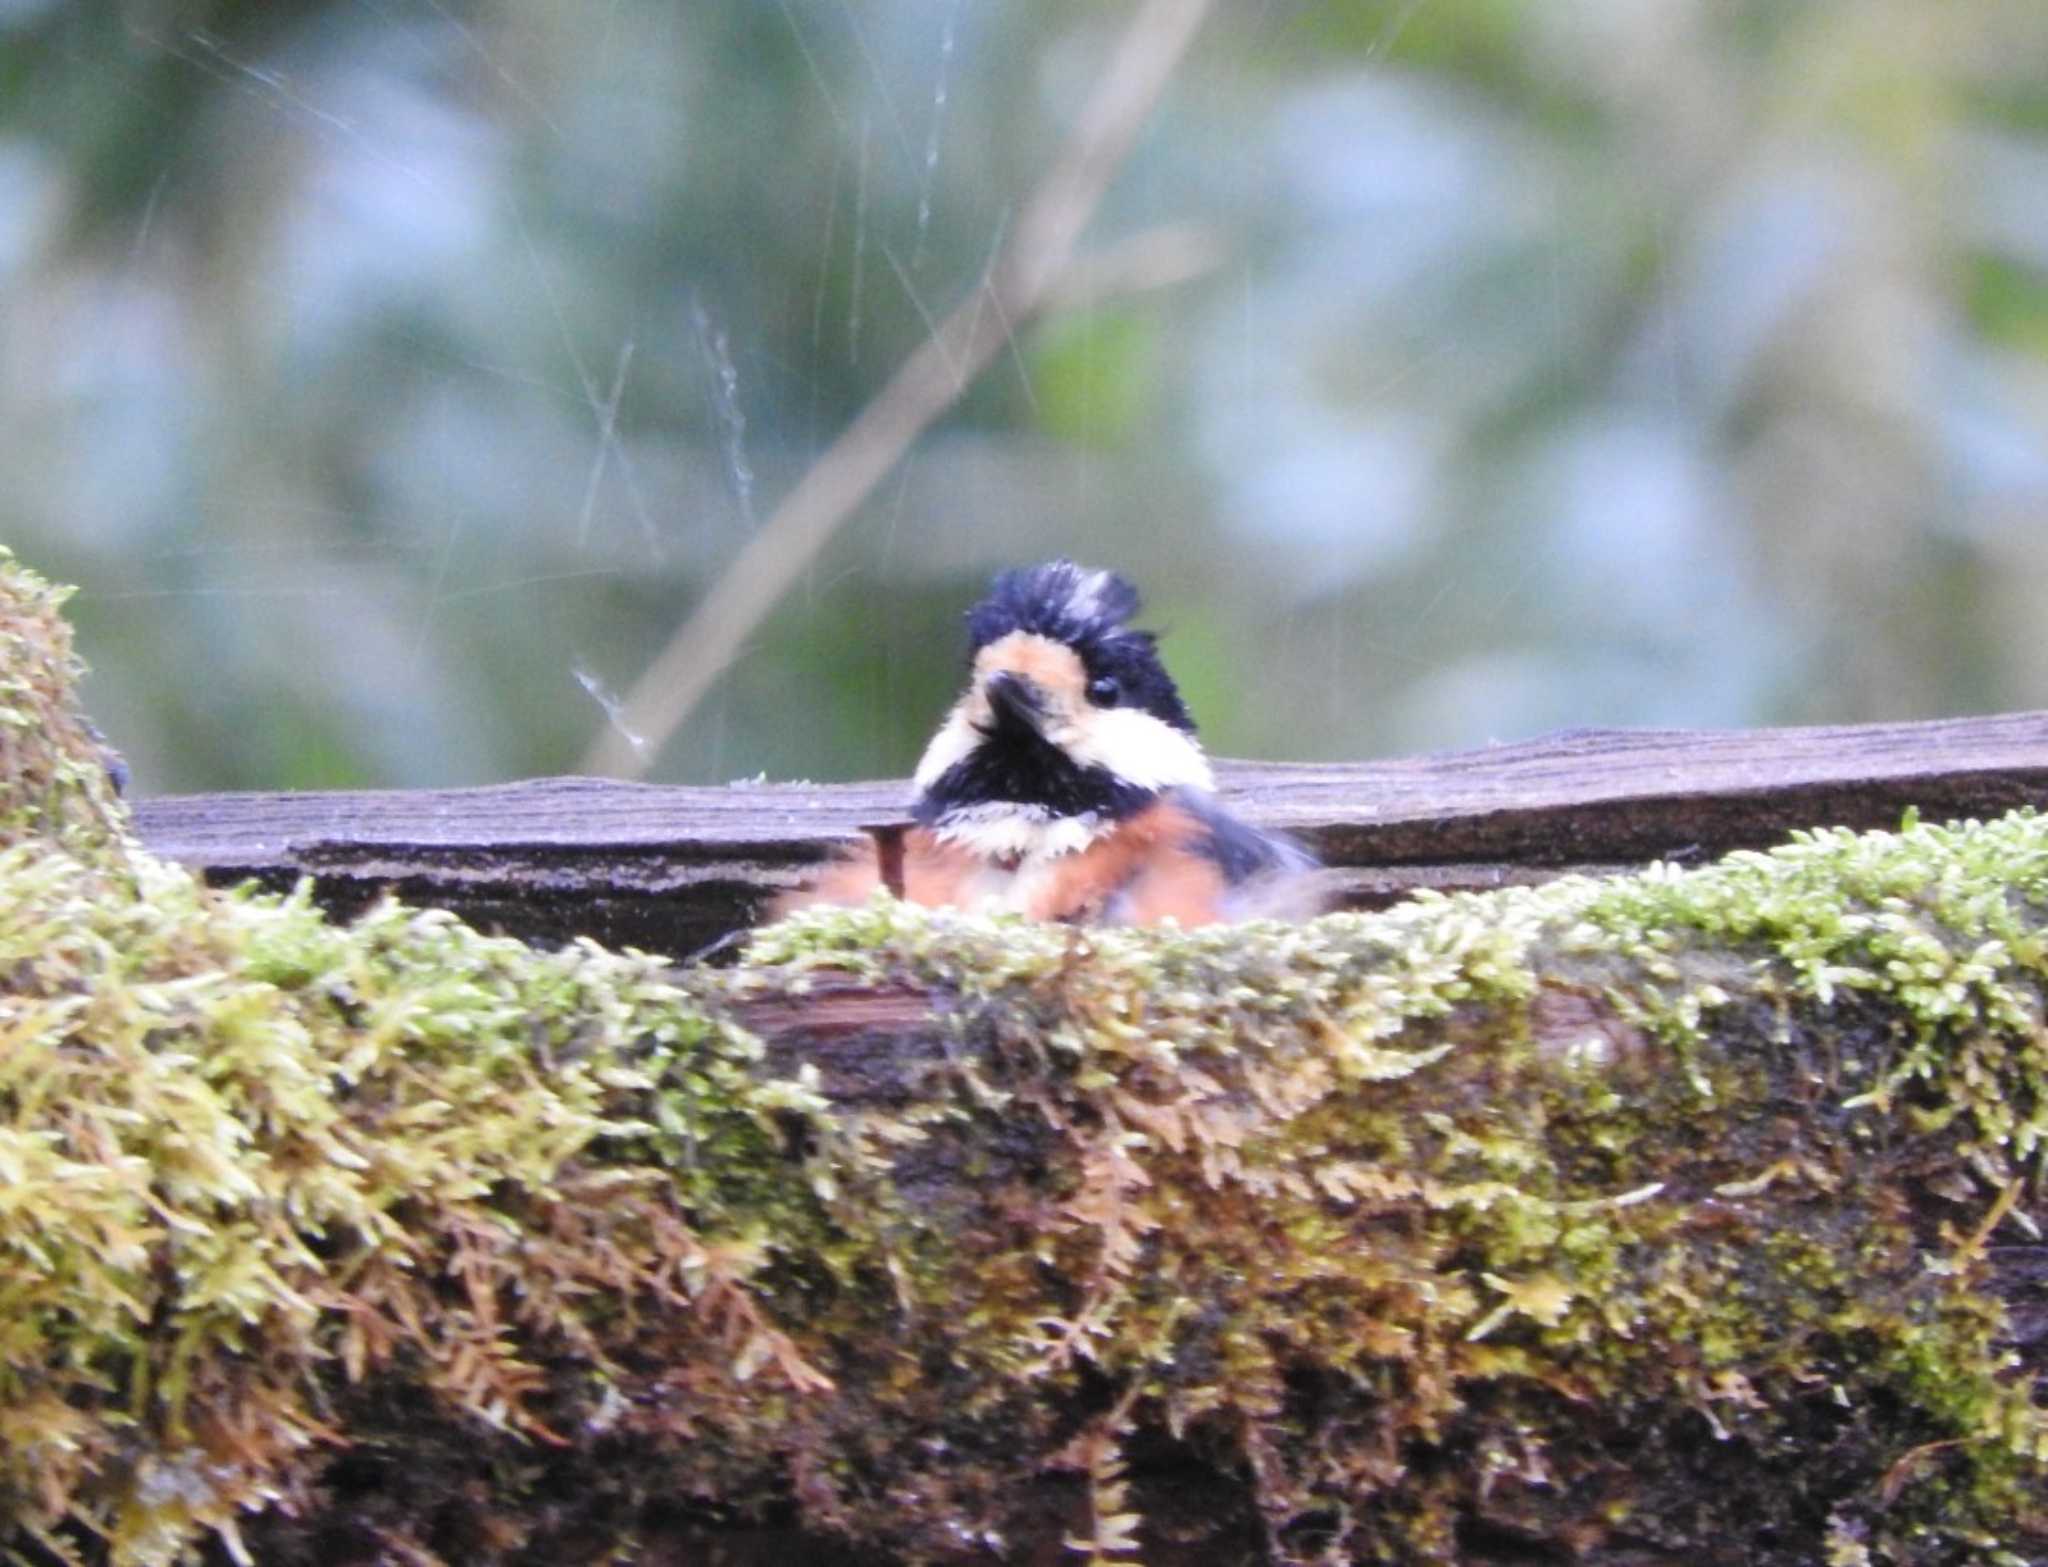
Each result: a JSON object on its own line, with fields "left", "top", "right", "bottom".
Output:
{"left": 739, "top": 833, "right": 2048, "bottom": 1562}
{"left": 1, "top": 550, "right": 2044, "bottom": 1564}
{"left": 0, "top": 546, "right": 131, "bottom": 865}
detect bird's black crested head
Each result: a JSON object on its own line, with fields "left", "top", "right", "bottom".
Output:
{"left": 963, "top": 560, "right": 1193, "bottom": 733}
{"left": 910, "top": 561, "right": 1214, "bottom": 851}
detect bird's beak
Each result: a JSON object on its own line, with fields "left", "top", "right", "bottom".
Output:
{"left": 982, "top": 669, "right": 1045, "bottom": 733}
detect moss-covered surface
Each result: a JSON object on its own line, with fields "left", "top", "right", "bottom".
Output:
{"left": 1, "top": 548, "right": 2045, "bottom": 1565}
{"left": 0, "top": 550, "right": 131, "bottom": 865}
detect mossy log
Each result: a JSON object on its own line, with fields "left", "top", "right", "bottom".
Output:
{"left": 2, "top": 548, "right": 2046, "bottom": 1566}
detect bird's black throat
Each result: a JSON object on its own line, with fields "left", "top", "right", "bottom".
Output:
{"left": 914, "top": 718, "right": 1155, "bottom": 828}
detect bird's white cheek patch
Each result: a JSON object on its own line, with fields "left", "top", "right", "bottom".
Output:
{"left": 1064, "top": 708, "right": 1213, "bottom": 792}
{"left": 912, "top": 708, "right": 979, "bottom": 792}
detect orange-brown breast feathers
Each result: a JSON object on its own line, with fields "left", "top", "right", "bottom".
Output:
{"left": 1033, "top": 799, "right": 1230, "bottom": 924}
{"left": 769, "top": 828, "right": 976, "bottom": 922}
{"left": 773, "top": 799, "right": 1238, "bottom": 927}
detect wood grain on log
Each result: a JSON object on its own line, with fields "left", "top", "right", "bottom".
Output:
{"left": 130, "top": 710, "right": 2048, "bottom": 954}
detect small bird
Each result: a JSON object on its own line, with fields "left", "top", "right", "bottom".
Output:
{"left": 779, "top": 561, "right": 1320, "bottom": 926}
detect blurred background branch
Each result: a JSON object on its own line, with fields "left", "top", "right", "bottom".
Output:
{"left": 581, "top": 0, "right": 1215, "bottom": 778}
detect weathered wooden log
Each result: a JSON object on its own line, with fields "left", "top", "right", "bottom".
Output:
{"left": 132, "top": 710, "right": 2048, "bottom": 953}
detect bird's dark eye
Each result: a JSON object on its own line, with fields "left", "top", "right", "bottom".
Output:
{"left": 1086, "top": 675, "right": 1122, "bottom": 707}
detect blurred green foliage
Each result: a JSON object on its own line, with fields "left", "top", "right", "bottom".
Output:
{"left": 1032, "top": 305, "right": 1163, "bottom": 450}
{"left": 0, "top": 0, "right": 2043, "bottom": 792}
